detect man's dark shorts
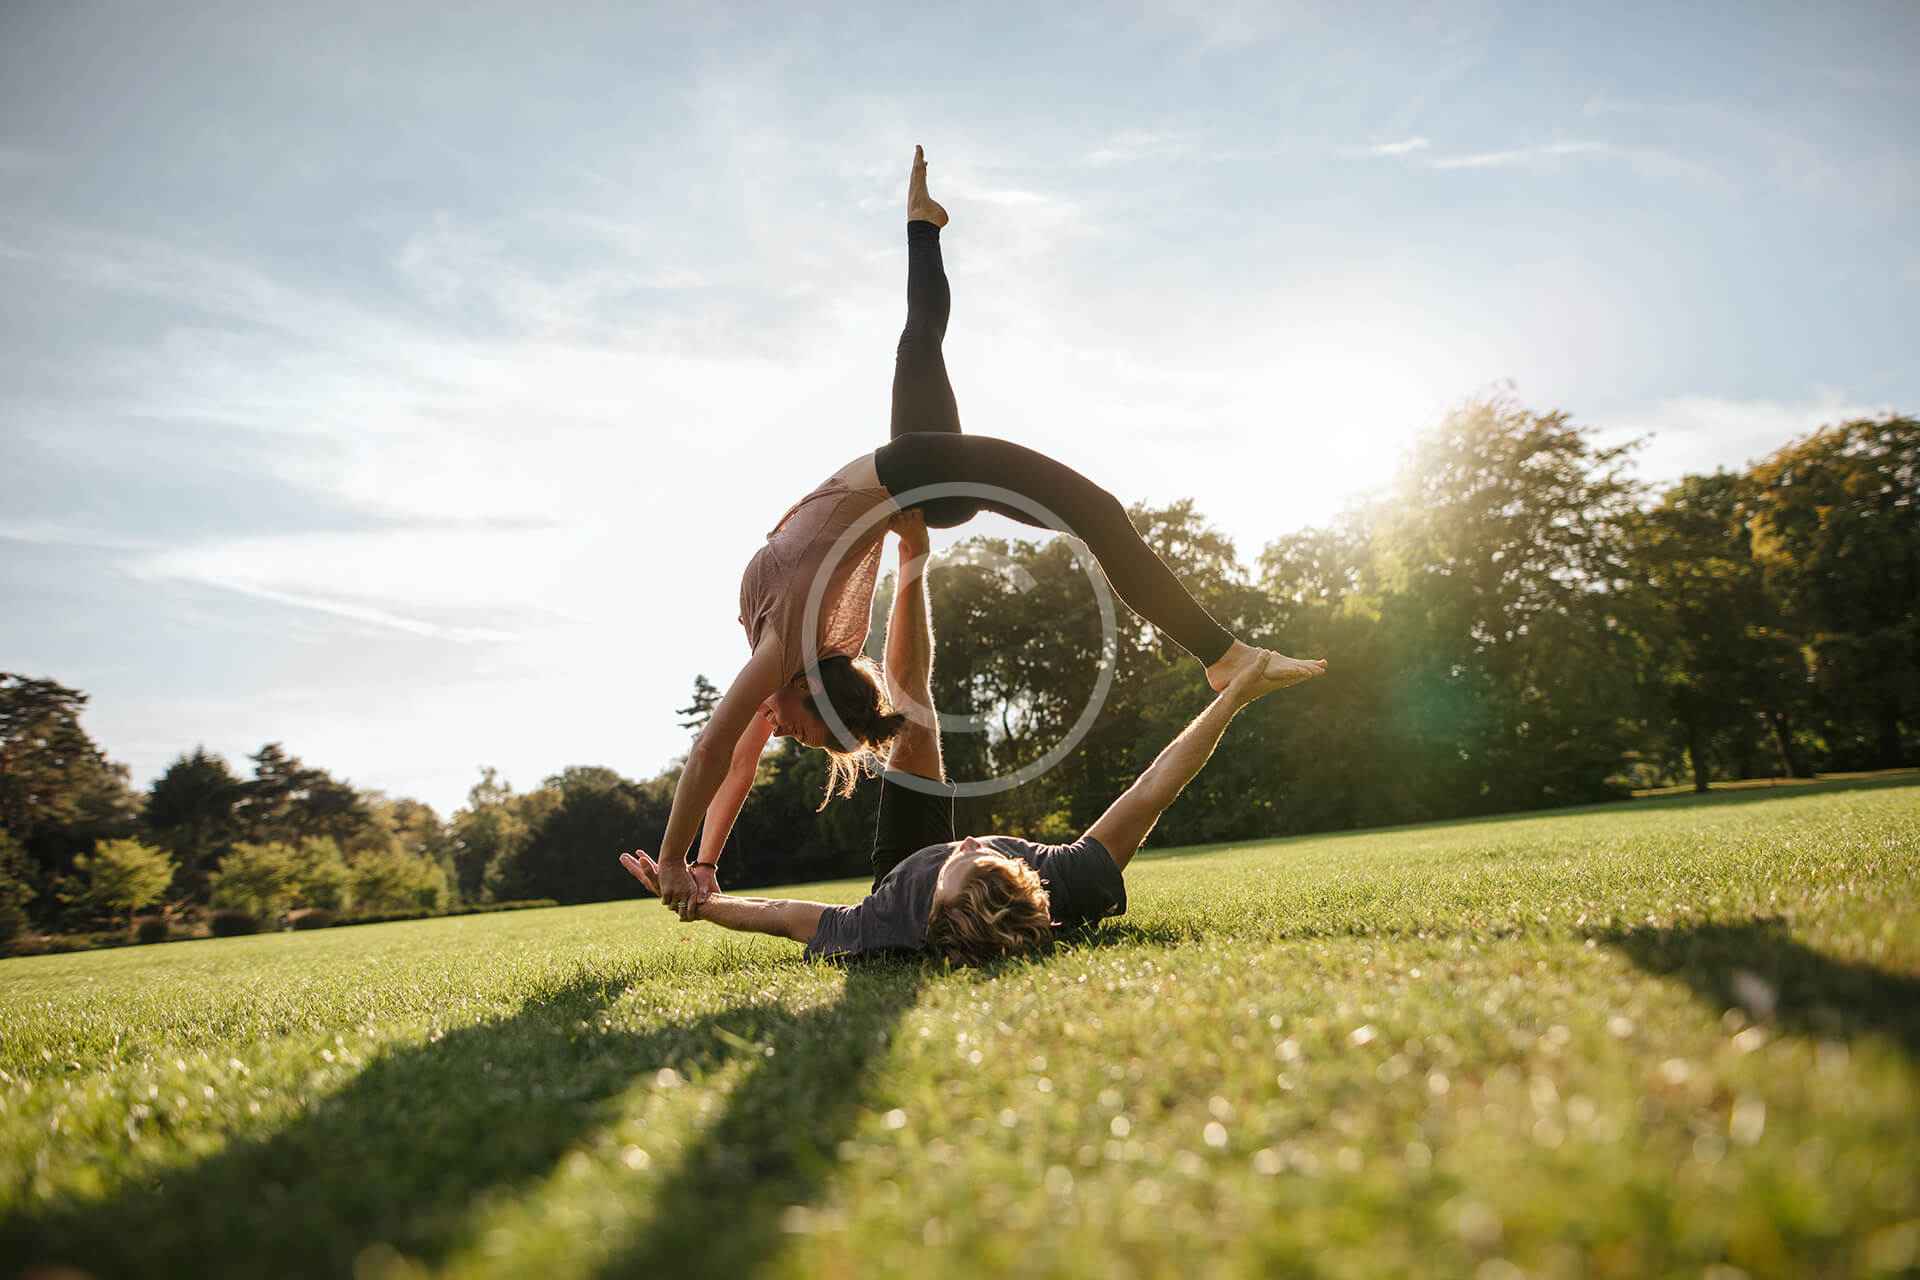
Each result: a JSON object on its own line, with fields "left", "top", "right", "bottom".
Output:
{"left": 870, "top": 768, "right": 956, "bottom": 888}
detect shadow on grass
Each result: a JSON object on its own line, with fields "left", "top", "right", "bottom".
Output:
{"left": 1602, "top": 919, "right": 1920, "bottom": 1059}
{"left": 593, "top": 961, "right": 920, "bottom": 1278}
{"left": 3, "top": 963, "right": 923, "bottom": 1280}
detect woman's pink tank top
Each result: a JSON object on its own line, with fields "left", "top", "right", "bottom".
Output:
{"left": 739, "top": 471, "right": 897, "bottom": 679}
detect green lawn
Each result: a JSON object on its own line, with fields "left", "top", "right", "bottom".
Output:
{"left": 3, "top": 778, "right": 1917, "bottom": 1279}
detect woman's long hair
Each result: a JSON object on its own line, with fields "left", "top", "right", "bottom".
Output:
{"left": 803, "top": 653, "right": 907, "bottom": 808}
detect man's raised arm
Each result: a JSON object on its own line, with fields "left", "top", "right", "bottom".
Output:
{"left": 1085, "top": 656, "right": 1326, "bottom": 871}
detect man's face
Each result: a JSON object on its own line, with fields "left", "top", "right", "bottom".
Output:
{"left": 930, "top": 836, "right": 1018, "bottom": 912}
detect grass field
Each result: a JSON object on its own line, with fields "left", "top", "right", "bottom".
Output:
{"left": 3, "top": 778, "right": 1917, "bottom": 1279}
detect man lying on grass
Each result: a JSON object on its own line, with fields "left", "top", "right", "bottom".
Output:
{"left": 621, "top": 512, "right": 1325, "bottom": 963}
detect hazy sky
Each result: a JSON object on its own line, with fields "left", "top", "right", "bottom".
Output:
{"left": 3, "top": 0, "right": 1916, "bottom": 814}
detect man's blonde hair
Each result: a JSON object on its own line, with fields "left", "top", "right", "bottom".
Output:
{"left": 925, "top": 857, "right": 1053, "bottom": 966}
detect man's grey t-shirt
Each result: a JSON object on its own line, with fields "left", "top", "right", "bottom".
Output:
{"left": 803, "top": 834, "right": 1127, "bottom": 961}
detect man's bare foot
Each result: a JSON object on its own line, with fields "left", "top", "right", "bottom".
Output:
{"left": 907, "top": 145, "right": 948, "bottom": 227}
{"left": 1208, "top": 640, "right": 1327, "bottom": 693}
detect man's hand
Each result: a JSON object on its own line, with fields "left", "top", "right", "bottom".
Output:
{"left": 620, "top": 849, "right": 662, "bottom": 893}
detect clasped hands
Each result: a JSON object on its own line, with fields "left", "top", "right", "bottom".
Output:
{"left": 619, "top": 849, "right": 716, "bottom": 921}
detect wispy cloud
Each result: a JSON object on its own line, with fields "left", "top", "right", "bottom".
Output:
{"left": 0, "top": 522, "right": 159, "bottom": 554}
{"left": 1084, "top": 129, "right": 1191, "bottom": 167}
{"left": 1366, "top": 137, "right": 1430, "bottom": 156}
{"left": 1600, "top": 391, "right": 1889, "bottom": 483}
{"left": 1357, "top": 137, "right": 1717, "bottom": 185}
{"left": 1429, "top": 140, "right": 1613, "bottom": 169}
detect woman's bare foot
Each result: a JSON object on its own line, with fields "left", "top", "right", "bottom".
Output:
{"left": 1224, "top": 651, "right": 1329, "bottom": 704}
{"left": 1206, "top": 640, "right": 1326, "bottom": 693}
{"left": 1258, "top": 651, "right": 1329, "bottom": 688}
{"left": 1206, "top": 640, "right": 1262, "bottom": 692}
{"left": 907, "top": 145, "right": 948, "bottom": 227}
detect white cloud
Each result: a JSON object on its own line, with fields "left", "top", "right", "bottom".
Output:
{"left": 1367, "top": 137, "right": 1430, "bottom": 156}
{"left": 1085, "top": 130, "right": 1191, "bottom": 167}
{"left": 1599, "top": 391, "right": 1889, "bottom": 485}
{"left": 1429, "top": 140, "right": 1613, "bottom": 170}
{"left": 1142, "top": 0, "right": 1311, "bottom": 49}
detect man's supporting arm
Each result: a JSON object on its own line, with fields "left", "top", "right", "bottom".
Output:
{"left": 692, "top": 894, "right": 827, "bottom": 945}
{"left": 619, "top": 850, "right": 825, "bottom": 944}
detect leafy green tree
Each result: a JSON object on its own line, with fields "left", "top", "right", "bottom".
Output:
{"left": 348, "top": 847, "right": 448, "bottom": 915}
{"left": 348, "top": 794, "right": 454, "bottom": 899}
{"left": 289, "top": 836, "right": 354, "bottom": 911}
{"left": 66, "top": 838, "right": 176, "bottom": 924}
{"left": 143, "top": 747, "right": 244, "bottom": 895}
{"left": 0, "top": 830, "right": 37, "bottom": 943}
{"left": 1748, "top": 416, "right": 1919, "bottom": 767}
{"left": 208, "top": 842, "right": 298, "bottom": 921}
{"left": 678, "top": 676, "right": 721, "bottom": 733}
{"left": 0, "top": 674, "right": 140, "bottom": 881}
{"left": 1622, "top": 473, "right": 1810, "bottom": 790}
{"left": 487, "top": 767, "right": 671, "bottom": 904}
{"left": 236, "top": 744, "right": 374, "bottom": 848}
{"left": 1373, "top": 397, "right": 1645, "bottom": 812}
{"left": 448, "top": 768, "right": 528, "bottom": 902}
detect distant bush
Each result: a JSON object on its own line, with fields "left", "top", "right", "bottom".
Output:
{"left": 209, "top": 843, "right": 297, "bottom": 921}
{"left": 290, "top": 838, "right": 353, "bottom": 912}
{"left": 10, "top": 931, "right": 131, "bottom": 956}
{"left": 288, "top": 907, "right": 336, "bottom": 931}
{"left": 209, "top": 909, "right": 260, "bottom": 937}
{"left": 132, "top": 915, "right": 170, "bottom": 944}
{"left": 348, "top": 847, "right": 449, "bottom": 916}
{"left": 0, "top": 905, "right": 25, "bottom": 949}
{"left": 0, "top": 832, "right": 36, "bottom": 943}
{"left": 348, "top": 898, "right": 558, "bottom": 926}
{"left": 65, "top": 839, "right": 176, "bottom": 924}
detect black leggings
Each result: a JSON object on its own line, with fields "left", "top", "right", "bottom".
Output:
{"left": 875, "top": 221, "right": 1237, "bottom": 666}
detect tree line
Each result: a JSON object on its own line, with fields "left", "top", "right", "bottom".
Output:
{"left": 2, "top": 398, "right": 1913, "bottom": 940}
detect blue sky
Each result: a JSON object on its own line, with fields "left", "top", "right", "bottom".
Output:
{"left": 3, "top": 0, "right": 1915, "bottom": 814}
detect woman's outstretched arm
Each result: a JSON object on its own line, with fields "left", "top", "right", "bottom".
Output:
{"left": 882, "top": 512, "right": 942, "bottom": 780}
{"left": 655, "top": 636, "right": 786, "bottom": 914}
{"left": 688, "top": 711, "right": 776, "bottom": 893}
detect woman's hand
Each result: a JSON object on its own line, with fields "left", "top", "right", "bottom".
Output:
{"left": 621, "top": 850, "right": 707, "bottom": 922}
{"left": 689, "top": 862, "right": 719, "bottom": 904}
{"left": 655, "top": 856, "right": 701, "bottom": 921}
{"left": 890, "top": 508, "right": 930, "bottom": 556}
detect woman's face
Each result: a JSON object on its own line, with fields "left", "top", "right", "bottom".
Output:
{"left": 761, "top": 684, "right": 830, "bottom": 749}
